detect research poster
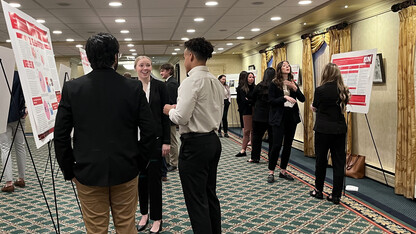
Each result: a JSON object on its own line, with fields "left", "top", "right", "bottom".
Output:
{"left": 2, "top": 0, "right": 61, "bottom": 148}
{"left": 79, "top": 48, "right": 92, "bottom": 74}
{"left": 58, "top": 64, "right": 71, "bottom": 88}
{"left": 331, "top": 49, "right": 377, "bottom": 114}
{"left": 291, "top": 64, "right": 300, "bottom": 84}
{"left": 0, "top": 46, "right": 16, "bottom": 134}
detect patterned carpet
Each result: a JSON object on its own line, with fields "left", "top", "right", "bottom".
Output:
{"left": 0, "top": 135, "right": 414, "bottom": 233}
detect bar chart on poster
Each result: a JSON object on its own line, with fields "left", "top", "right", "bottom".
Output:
{"left": 2, "top": 0, "right": 61, "bottom": 148}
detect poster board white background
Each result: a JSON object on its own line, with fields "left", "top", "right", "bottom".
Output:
{"left": 0, "top": 46, "right": 16, "bottom": 134}
{"left": 2, "top": 0, "right": 61, "bottom": 148}
{"left": 331, "top": 49, "right": 377, "bottom": 114}
{"left": 58, "top": 64, "right": 71, "bottom": 88}
{"left": 79, "top": 48, "right": 92, "bottom": 74}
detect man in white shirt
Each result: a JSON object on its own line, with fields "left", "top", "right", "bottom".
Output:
{"left": 163, "top": 37, "right": 224, "bottom": 234}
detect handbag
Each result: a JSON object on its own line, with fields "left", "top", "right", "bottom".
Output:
{"left": 345, "top": 154, "right": 365, "bottom": 179}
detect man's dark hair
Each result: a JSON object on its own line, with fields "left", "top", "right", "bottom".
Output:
{"left": 85, "top": 32, "right": 119, "bottom": 69}
{"left": 184, "top": 37, "right": 213, "bottom": 61}
{"left": 160, "top": 63, "right": 174, "bottom": 76}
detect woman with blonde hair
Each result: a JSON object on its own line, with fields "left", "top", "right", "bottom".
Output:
{"left": 310, "top": 63, "right": 350, "bottom": 204}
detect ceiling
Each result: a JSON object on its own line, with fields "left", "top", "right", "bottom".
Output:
{"left": 0, "top": 0, "right": 400, "bottom": 64}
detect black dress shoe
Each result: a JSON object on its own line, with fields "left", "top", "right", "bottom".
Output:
{"left": 327, "top": 194, "right": 341, "bottom": 204}
{"left": 247, "top": 159, "right": 259, "bottom": 163}
{"left": 149, "top": 220, "right": 162, "bottom": 234}
{"left": 235, "top": 152, "right": 247, "bottom": 157}
{"left": 267, "top": 174, "right": 274, "bottom": 183}
{"left": 224, "top": 133, "right": 229, "bottom": 138}
{"left": 137, "top": 216, "right": 149, "bottom": 231}
{"left": 279, "top": 172, "right": 294, "bottom": 181}
{"left": 309, "top": 189, "right": 323, "bottom": 199}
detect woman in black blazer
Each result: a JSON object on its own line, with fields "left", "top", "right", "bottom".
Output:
{"left": 310, "top": 63, "right": 350, "bottom": 204}
{"left": 235, "top": 72, "right": 255, "bottom": 157}
{"left": 236, "top": 71, "right": 248, "bottom": 130}
{"left": 248, "top": 67, "right": 275, "bottom": 163}
{"left": 268, "top": 61, "right": 305, "bottom": 183}
{"left": 135, "top": 56, "right": 170, "bottom": 233}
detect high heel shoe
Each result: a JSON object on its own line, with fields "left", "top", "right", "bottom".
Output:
{"left": 326, "top": 194, "right": 341, "bottom": 204}
{"left": 137, "top": 216, "right": 149, "bottom": 231}
{"left": 149, "top": 220, "right": 162, "bottom": 234}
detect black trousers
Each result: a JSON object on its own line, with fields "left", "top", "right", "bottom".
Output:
{"left": 251, "top": 121, "right": 273, "bottom": 161}
{"left": 314, "top": 132, "right": 346, "bottom": 197}
{"left": 219, "top": 100, "right": 230, "bottom": 133}
{"left": 268, "top": 114, "right": 297, "bottom": 171}
{"left": 179, "top": 132, "right": 222, "bottom": 234}
{"left": 139, "top": 139, "right": 162, "bottom": 220}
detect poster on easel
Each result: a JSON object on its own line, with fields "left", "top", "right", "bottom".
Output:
{"left": 0, "top": 46, "right": 16, "bottom": 134}
{"left": 331, "top": 49, "right": 377, "bottom": 114}
{"left": 58, "top": 64, "right": 71, "bottom": 88}
{"left": 291, "top": 64, "right": 300, "bottom": 85}
{"left": 2, "top": 0, "right": 61, "bottom": 148}
{"left": 79, "top": 48, "right": 92, "bottom": 74}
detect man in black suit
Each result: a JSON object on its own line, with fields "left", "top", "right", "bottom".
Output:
{"left": 160, "top": 63, "right": 179, "bottom": 172}
{"left": 54, "top": 32, "right": 155, "bottom": 233}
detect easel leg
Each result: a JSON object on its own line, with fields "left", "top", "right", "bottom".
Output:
{"left": 48, "top": 141, "right": 60, "bottom": 233}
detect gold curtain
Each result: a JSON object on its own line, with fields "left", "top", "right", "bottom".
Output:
{"left": 302, "top": 37, "right": 315, "bottom": 157}
{"left": 260, "top": 52, "right": 267, "bottom": 81}
{"left": 395, "top": 6, "right": 416, "bottom": 199}
{"left": 311, "top": 33, "right": 330, "bottom": 53}
{"left": 273, "top": 47, "right": 287, "bottom": 69}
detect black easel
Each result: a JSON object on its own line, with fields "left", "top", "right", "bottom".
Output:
{"left": 0, "top": 59, "right": 58, "bottom": 233}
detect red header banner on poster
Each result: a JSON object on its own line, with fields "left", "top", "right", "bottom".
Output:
{"left": 331, "top": 49, "right": 377, "bottom": 114}
{"left": 2, "top": 0, "right": 62, "bottom": 148}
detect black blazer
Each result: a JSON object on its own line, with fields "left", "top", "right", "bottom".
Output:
{"left": 147, "top": 78, "right": 170, "bottom": 145}
{"left": 313, "top": 81, "right": 347, "bottom": 134}
{"left": 54, "top": 68, "right": 156, "bottom": 186}
{"left": 236, "top": 84, "right": 255, "bottom": 115}
{"left": 165, "top": 76, "right": 178, "bottom": 105}
{"left": 269, "top": 82, "right": 305, "bottom": 126}
{"left": 252, "top": 83, "right": 270, "bottom": 123}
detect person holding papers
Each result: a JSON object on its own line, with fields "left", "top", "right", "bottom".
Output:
{"left": 267, "top": 61, "right": 305, "bottom": 183}
{"left": 310, "top": 63, "right": 350, "bottom": 204}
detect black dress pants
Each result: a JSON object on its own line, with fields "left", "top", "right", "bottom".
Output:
{"left": 314, "top": 132, "right": 346, "bottom": 197}
{"left": 139, "top": 139, "right": 162, "bottom": 220}
{"left": 219, "top": 100, "right": 230, "bottom": 133}
{"left": 251, "top": 121, "right": 273, "bottom": 161}
{"left": 179, "top": 132, "right": 222, "bottom": 234}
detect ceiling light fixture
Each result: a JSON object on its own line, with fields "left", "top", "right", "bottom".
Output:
{"left": 276, "top": 34, "right": 280, "bottom": 37}
{"left": 36, "top": 19, "right": 45, "bottom": 23}
{"left": 181, "top": 37, "right": 189, "bottom": 41}
{"left": 218, "top": 48, "right": 224, "bottom": 51}
{"left": 6, "top": 39, "right": 11, "bottom": 43}
{"left": 194, "top": 17, "right": 204, "bottom": 22}
{"left": 344, "top": 5, "right": 348, "bottom": 8}
{"left": 236, "top": 36, "right": 245, "bottom": 40}
{"left": 187, "top": 29, "right": 196, "bottom": 33}
{"left": 303, "top": 22, "right": 307, "bottom": 25}
{"left": 174, "top": 48, "right": 180, "bottom": 51}
{"left": 124, "top": 38, "right": 132, "bottom": 41}
{"left": 109, "top": 2, "right": 122, "bottom": 7}
{"left": 172, "top": 52, "right": 177, "bottom": 55}
{"left": 129, "top": 49, "right": 136, "bottom": 52}
{"left": 115, "top": 18, "right": 126, "bottom": 23}
{"left": 251, "top": 28, "right": 260, "bottom": 32}
{"left": 226, "top": 43, "right": 233, "bottom": 46}
{"left": 53, "top": 30, "right": 62, "bottom": 34}
{"left": 132, "top": 53, "right": 137, "bottom": 56}
{"left": 298, "top": 0, "right": 312, "bottom": 5}
{"left": 66, "top": 38, "right": 74, "bottom": 42}
{"left": 205, "top": 1, "right": 218, "bottom": 6}
{"left": 120, "top": 30, "right": 129, "bottom": 34}
{"left": 127, "top": 44, "right": 134, "bottom": 47}
{"left": 9, "top": 3, "right": 21, "bottom": 8}
{"left": 76, "top": 44, "right": 83, "bottom": 48}
{"left": 123, "top": 64, "right": 134, "bottom": 70}
{"left": 212, "top": 51, "right": 217, "bottom": 54}
{"left": 271, "top": 16, "right": 282, "bottom": 21}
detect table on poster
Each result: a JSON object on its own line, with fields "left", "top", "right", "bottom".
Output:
{"left": 0, "top": 46, "right": 16, "bottom": 134}
{"left": 331, "top": 49, "right": 377, "bottom": 114}
{"left": 2, "top": 0, "right": 61, "bottom": 148}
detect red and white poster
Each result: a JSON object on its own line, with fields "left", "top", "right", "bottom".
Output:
{"left": 79, "top": 48, "right": 92, "bottom": 74}
{"left": 291, "top": 64, "right": 300, "bottom": 85}
{"left": 331, "top": 49, "right": 377, "bottom": 114}
{"left": 2, "top": 0, "right": 61, "bottom": 148}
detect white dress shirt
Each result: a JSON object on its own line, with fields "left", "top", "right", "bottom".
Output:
{"left": 169, "top": 66, "right": 224, "bottom": 135}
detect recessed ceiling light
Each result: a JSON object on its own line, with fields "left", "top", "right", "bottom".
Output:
{"left": 237, "top": 36, "right": 245, "bottom": 39}
{"left": 36, "top": 19, "right": 45, "bottom": 23}
{"left": 251, "top": 28, "right": 260, "bottom": 32}
{"left": 124, "top": 38, "right": 132, "bottom": 41}
{"left": 276, "top": 34, "right": 280, "bottom": 37}
{"left": 120, "top": 30, "right": 129, "bottom": 34}
{"left": 298, "top": 0, "right": 312, "bottom": 5}
{"left": 181, "top": 37, "right": 189, "bottom": 41}
{"left": 194, "top": 17, "right": 204, "bottom": 22}
{"left": 6, "top": 39, "right": 11, "bottom": 43}
{"left": 344, "top": 5, "right": 348, "bottom": 8}
{"left": 53, "top": 30, "right": 62, "bottom": 34}
{"left": 129, "top": 49, "right": 136, "bottom": 52}
{"left": 226, "top": 43, "right": 233, "bottom": 46}
{"left": 187, "top": 29, "right": 196, "bottom": 33}
{"left": 174, "top": 48, "right": 180, "bottom": 51}
{"left": 132, "top": 53, "right": 137, "bottom": 56}
{"left": 76, "top": 44, "right": 83, "bottom": 48}
{"left": 212, "top": 51, "right": 217, "bottom": 54}
{"left": 271, "top": 16, "right": 282, "bottom": 21}
{"left": 205, "top": 1, "right": 218, "bottom": 6}
{"left": 9, "top": 3, "right": 21, "bottom": 8}
{"left": 303, "top": 22, "right": 307, "bottom": 25}
{"left": 218, "top": 48, "right": 224, "bottom": 51}
{"left": 172, "top": 52, "right": 177, "bottom": 55}
{"left": 66, "top": 38, "right": 74, "bottom": 42}
{"left": 109, "top": 2, "right": 122, "bottom": 7}
{"left": 127, "top": 44, "right": 134, "bottom": 47}
{"left": 115, "top": 18, "right": 126, "bottom": 23}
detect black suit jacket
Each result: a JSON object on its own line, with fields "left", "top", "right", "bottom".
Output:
{"left": 147, "top": 78, "right": 170, "bottom": 145}
{"left": 252, "top": 83, "right": 270, "bottom": 123}
{"left": 269, "top": 82, "right": 305, "bottom": 126}
{"left": 165, "top": 76, "right": 179, "bottom": 126}
{"left": 54, "top": 68, "right": 156, "bottom": 186}
{"left": 313, "top": 81, "right": 347, "bottom": 134}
